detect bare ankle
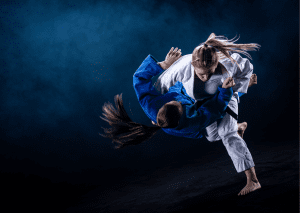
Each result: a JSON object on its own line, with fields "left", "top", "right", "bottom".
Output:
{"left": 247, "top": 177, "right": 258, "bottom": 182}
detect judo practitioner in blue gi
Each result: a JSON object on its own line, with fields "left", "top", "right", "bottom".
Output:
{"left": 153, "top": 33, "right": 261, "bottom": 196}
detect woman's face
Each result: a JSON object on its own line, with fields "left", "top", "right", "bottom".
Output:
{"left": 193, "top": 66, "right": 216, "bottom": 82}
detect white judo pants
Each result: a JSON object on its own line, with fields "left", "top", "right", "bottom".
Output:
{"left": 205, "top": 93, "right": 255, "bottom": 173}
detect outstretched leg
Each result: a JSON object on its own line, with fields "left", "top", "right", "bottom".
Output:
{"left": 217, "top": 96, "right": 261, "bottom": 196}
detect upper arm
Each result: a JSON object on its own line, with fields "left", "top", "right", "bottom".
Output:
{"left": 231, "top": 53, "right": 254, "bottom": 93}
{"left": 232, "top": 53, "right": 253, "bottom": 78}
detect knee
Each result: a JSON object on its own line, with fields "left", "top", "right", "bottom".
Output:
{"left": 217, "top": 128, "right": 226, "bottom": 139}
{"left": 217, "top": 125, "right": 237, "bottom": 139}
{"left": 218, "top": 130, "right": 237, "bottom": 142}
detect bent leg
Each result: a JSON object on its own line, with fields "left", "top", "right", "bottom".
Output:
{"left": 217, "top": 95, "right": 255, "bottom": 173}
{"left": 219, "top": 122, "right": 255, "bottom": 173}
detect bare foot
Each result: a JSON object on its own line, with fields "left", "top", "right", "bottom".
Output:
{"left": 248, "top": 74, "right": 257, "bottom": 87}
{"left": 238, "top": 180, "right": 261, "bottom": 196}
{"left": 237, "top": 122, "right": 247, "bottom": 138}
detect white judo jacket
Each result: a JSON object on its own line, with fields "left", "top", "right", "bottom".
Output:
{"left": 153, "top": 53, "right": 253, "bottom": 102}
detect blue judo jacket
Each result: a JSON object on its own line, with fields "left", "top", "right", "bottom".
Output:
{"left": 133, "top": 55, "right": 233, "bottom": 139}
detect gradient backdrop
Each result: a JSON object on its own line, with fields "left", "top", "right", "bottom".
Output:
{"left": 0, "top": 0, "right": 298, "bottom": 212}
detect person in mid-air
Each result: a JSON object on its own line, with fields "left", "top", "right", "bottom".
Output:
{"left": 100, "top": 45, "right": 257, "bottom": 196}
{"left": 100, "top": 48, "right": 234, "bottom": 147}
{"left": 153, "top": 33, "right": 261, "bottom": 196}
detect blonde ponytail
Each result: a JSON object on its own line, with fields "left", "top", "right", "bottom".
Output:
{"left": 192, "top": 33, "right": 261, "bottom": 72}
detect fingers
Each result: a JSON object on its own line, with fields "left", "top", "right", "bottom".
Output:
{"left": 167, "top": 47, "right": 174, "bottom": 56}
{"left": 229, "top": 77, "right": 235, "bottom": 84}
{"left": 222, "top": 77, "right": 236, "bottom": 88}
{"left": 171, "top": 47, "right": 179, "bottom": 56}
{"left": 251, "top": 74, "right": 257, "bottom": 84}
{"left": 164, "top": 47, "right": 182, "bottom": 67}
{"left": 168, "top": 47, "right": 182, "bottom": 57}
{"left": 224, "top": 76, "right": 233, "bottom": 84}
{"left": 176, "top": 49, "right": 181, "bottom": 57}
{"left": 231, "top": 77, "right": 235, "bottom": 84}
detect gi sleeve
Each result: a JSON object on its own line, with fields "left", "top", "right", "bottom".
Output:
{"left": 238, "top": 92, "right": 245, "bottom": 97}
{"left": 231, "top": 53, "right": 253, "bottom": 94}
{"left": 133, "top": 54, "right": 164, "bottom": 104}
{"left": 184, "top": 86, "right": 233, "bottom": 129}
{"left": 154, "top": 54, "right": 192, "bottom": 94}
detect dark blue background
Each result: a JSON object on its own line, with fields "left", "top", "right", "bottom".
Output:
{"left": 0, "top": 0, "right": 298, "bottom": 212}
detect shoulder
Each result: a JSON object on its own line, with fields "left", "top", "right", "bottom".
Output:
{"left": 231, "top": 53, "right": 252, "bottom": 68}
{"left": 231, "top": 53, "right": 250, "bottom": 63}
{"left": 182, "top": 54, "right": 192, "bottom": 63}
{"left": 173, "top": 54, "right": 192, "bottom": 67}
{"left": 181, "top": 54, "right": 192, "bottom": 60}
{"left": 231, "top": 53, "right": 242, "bottom": 60}
{"left": 164, "top": 54, "right": 193, "bottom": 74}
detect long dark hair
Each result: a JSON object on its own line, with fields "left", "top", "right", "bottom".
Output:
{"left": 99, "top": 94, "right": 162, "bottom": 149}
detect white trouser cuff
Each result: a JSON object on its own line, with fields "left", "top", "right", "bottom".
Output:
{"left": 234, "top": 158, "right": 255, "bottom": 173}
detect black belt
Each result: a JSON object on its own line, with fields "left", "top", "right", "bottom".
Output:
{"left": 195, "top": 99, "right": 238, "bottom": 120}
{"left": 195, "top": 99, "right": 208, "bottom": 109}
{"left": 194, "top": 98, "right": 238, "bottom": 121}
{"left": 225, "top": 107, "right": 238, "bottom": 120}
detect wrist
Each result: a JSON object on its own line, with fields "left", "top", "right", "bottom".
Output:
{"left": 158, "top": 61, "right": 168, "bottom": 70}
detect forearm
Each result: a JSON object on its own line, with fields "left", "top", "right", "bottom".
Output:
{"left": 186, "top": 87, "right": 233, "bottom": 128}
{"left": 133, "top": 55, "right": 163, "bottom": 80}
{"left": 157, "top": 61, "right": 168, "bottom": 70}
{"left": 154, "top": 55, "right": 190, "bottom": 94}
{"left": 201, "top": 87, "right": 233, "bottom": 115}
{"left": 133, "top": 55, "right": 164, "bottom": 101}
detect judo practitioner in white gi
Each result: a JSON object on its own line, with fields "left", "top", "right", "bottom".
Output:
{"left": 154, "top": 33, "right": 261, "bottom": 196}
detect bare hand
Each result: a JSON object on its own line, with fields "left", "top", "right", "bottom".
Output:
{"left": 159, "top": 47, "right": 182, "bottom": 70}
{"left": 222, "top": 77, "right": 236, "bottom": 89}
{"left": 165, "top": 47, "right": 182, "bottom": 61}
{"left": 248, "top": 74, "right": 257, "bottom": 87}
